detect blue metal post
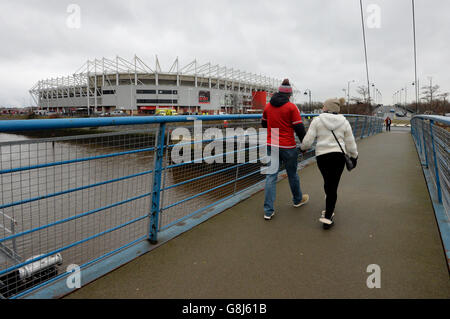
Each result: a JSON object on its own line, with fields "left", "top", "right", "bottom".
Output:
{"left": 429, "top": 120, "right": 442, "bottom": 203}
{"left": 149, "top": 123, "right": 166, "bottom": 244}
{"left": 360, "top": 116, "right": 368, "bottom": 139}
{"left": 415, "top": 120, "right": 422, "bottom": 156}
{"left": 353, "top": 117, "right": 359, "bottom": 136}
{"left": 421, "top": 120, "right": 428, "bottom": 168}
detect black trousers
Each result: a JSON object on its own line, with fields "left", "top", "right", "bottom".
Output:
{"left": 316, "top": 152, "right": 346, "bottom": 219}
{"left": 386, "top": 124, "right": 391, "bottom": 131}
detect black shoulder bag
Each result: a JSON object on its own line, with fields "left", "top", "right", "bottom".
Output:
{"left": 330, "top": 130, "right": 358, "bottom": 171}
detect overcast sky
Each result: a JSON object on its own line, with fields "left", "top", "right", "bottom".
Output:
{"left": 0, "top": 0, "right": 448, "bottom": 107}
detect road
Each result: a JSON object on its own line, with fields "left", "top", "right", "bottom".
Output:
{"left": 374, "top": 105, "right": 413, "bottom": 121}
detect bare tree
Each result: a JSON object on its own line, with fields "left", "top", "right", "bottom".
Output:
{"left": 350, "top": 96, "right": 363, "bottom": 103}
{"left": 420, "top": 84, "right": 440, "bottom": 103}
{"left": 437, "top": 92, "right": 449, "bottom": 102}
{"left": 356, "top": 86, "right": 369, "bottom": 103}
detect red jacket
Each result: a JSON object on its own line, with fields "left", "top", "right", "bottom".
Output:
{"left": 262, "top": 100, "right": 303, "bottom": 149}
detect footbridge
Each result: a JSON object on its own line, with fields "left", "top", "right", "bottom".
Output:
{"left": 0, "top": 114, "right": 448, "bottom": 299}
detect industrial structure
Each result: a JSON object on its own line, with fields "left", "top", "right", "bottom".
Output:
{"left": 29, "top": 56, "right": 299, "bottom": 115}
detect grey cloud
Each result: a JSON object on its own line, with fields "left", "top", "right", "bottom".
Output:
{"left": 0, "top": 0, "right": 449, "bottom": 106}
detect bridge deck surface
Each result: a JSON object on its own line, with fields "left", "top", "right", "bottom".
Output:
{"left": 67, "top": 129, "right": 450, "bottom": 298}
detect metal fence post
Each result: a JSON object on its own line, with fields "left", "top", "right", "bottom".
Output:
{"left": 360, "top": 116, "right": 367, "bottom": 139}
{"left": 429, "top": 120, "right": 442, "bottom": 203}
{"left": 353, "top": 117, "right": 359, "bottom": 136}
{"left": 413, "top": 119, "right": 420, "bottom": 155}
{"left": 149, "top": 122, "right": 166, "bottom": 244}
{"left": 421, "top": 120, "right": 428, "bottom": 168}
{"left": 417, "top": 121, "right": 423, "bottom": 156}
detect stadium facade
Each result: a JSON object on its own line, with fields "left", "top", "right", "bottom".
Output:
{"left": 29, "top": 56, "right": 299, "bottom": 115}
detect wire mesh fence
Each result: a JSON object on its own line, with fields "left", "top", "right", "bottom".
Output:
{"left": 0, "top": 114, "right": 382, "bottom": 298}
{"left": 0, "top": 126, "right": 157, "bottom": 298}
{"left": 411, "top": 116, "right": 449, "bottom": 216}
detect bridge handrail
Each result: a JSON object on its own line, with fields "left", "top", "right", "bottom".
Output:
{"left": 0, "top": 113, "right": 383, "bottom": 298}
{"left": 410, "top": 116, "right": 449, "bottom": 214}
{"left": 0, "top": 114, "right": 377, "bottom": 132}
{"left": 412, "top": 114, "right": 450, "bottom": 126}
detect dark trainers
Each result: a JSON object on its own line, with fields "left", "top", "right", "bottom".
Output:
{"left": 264, "top": 211, "right": 275, "bottom": 220}
{"left": 293, "top": 194, "right": 309, "bottom": 207}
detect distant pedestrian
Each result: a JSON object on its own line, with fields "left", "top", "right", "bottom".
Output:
{"left": 300, "top": 98, "right": 358, "bottom": 229}
{"left": 385, "top": 116, "right": 391, "bottom": 131}
{"left": 261, "top": 79, "right": 309, "bottom": 220}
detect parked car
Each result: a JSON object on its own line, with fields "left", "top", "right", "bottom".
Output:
{"left": 111, "top": 110, "right": 126, "bottom": 116}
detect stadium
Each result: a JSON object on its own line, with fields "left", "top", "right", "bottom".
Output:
{"left": 29, "top": 55, "right": 299, "bottom": 115}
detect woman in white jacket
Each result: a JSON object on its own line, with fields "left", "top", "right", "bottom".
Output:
{"left": 300, "top": 98, "right": 358, "bottom": 229}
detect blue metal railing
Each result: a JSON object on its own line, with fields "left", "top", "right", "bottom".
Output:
{"left": 411, "top": 115, "right": 449, "bottom": 210}
{"left": 410, "top": 115, "right": 450, "bottom": 270}
{"left": 0, "top": 114, "right": 383, "bottom": 298}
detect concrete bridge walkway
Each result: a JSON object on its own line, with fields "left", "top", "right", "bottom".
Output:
{"left": 67, "top": 129, "right": 450, "bottom": 299}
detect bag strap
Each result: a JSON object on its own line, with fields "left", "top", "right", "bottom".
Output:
{"left": 317, "top": 116, "right": 346, "bottom": 155}
{"left": 330, "top": 130, "right": 346, "bottom": 155}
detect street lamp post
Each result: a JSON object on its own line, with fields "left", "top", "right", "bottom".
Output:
{"left": 347, "top": 80, "right": 355, "bottom": 114}
{"left": 304, "top": 89, "right": 312, "bottom": 110}
{"left": 371, "top": 83, "right": 375, "bottom": 106}
{"left": 411, "top": 81, "right": 418, "bottom": 113}
{"left": 404, "top": 85, "right": 408, "bottom": 105}
{"left": 402, "top": 88, "right": 406, "bottom": 106}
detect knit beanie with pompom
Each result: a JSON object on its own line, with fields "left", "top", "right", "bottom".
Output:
{"left": 278, "top": 79, "right": 293, "bottom": 95}
{"left": 323, "top": 97, "right": 346, "bottom": 113}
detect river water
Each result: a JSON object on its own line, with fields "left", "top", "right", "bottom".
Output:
{"left": 0, "top": 126, "right": 268, "bottom": 275}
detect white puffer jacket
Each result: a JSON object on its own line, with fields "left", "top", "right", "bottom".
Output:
{"left": 300, "top": 113, "right": 358, "bottom": 158}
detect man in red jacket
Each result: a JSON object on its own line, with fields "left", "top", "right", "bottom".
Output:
{"left": 261, "top": 79, "right": 309, "bottom": 220}
{"left": 385, "top": 116, "right": 391, "bottom": 132}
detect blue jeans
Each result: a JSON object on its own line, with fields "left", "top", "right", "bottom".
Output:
{"left": 263, "top": 147, "right": 302, "bottom": 216}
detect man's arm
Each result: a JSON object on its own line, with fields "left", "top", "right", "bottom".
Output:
{"left": 293, "top": 123, "right": 306, "bottom": 142}
{"left": 261, "top": 118, "right": 267, "bottom": 128}
{"left": 291, "top": 104, "right": 306, "bottom": 142}
{"left": 262, "top": 108, "right": 268, "bottom": 128}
